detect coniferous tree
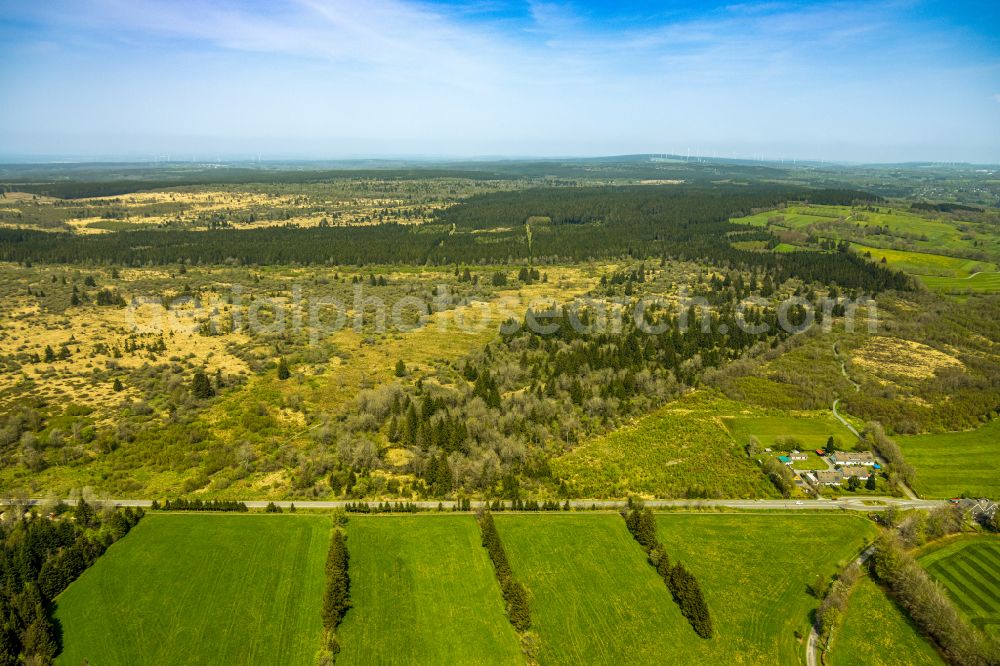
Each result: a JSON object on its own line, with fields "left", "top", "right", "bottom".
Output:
{"left": 22, "top": 608, "right": 57, "bottom": 664}
{"left": 191, "top": 370, "right": 214, "bottom": 399}
{"left": 0, "top": 623, "right": 18, "bottom": 666}
{"left": 624, "top": 508, "right": 712, "bottom": 639}
{"left": 477, "top": 511, "right": 531, "bottom": 632}
{"left": 323, "top": 529, "right": 351, "bottom": 630}
{"left": 669, "top": 563, "right": 713, "bottom": 639}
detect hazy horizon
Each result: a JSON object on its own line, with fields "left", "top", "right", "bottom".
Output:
{"left": 2, "top": 0, "right": 999, "bottom": 163}
{"left": 0, "top": 151, "right": 998, "bottom": 168}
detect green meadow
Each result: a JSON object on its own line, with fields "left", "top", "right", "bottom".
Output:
{"left": 899, "top": 420, "right": 1000, "bottom": 498}
{"left": 724, "top": 411, "right": 858, "bottom": 452}
{"left": 919, "top": 271, "right": 1000, "bottom": 294}
{"left": 656, "top": 513, "right": 877, "bottom": 666}
{"left": 495, "top": 512, "right": 876, "bottom": 666}
{"left": 55, "top": 514, "right": 330, "bottom": 666}
{"left": 732, "top": 208, "right": 842, "bottom": 230}
{"left": 734, "top": 204, "right": 972, "bottom": 249}
{"left": 831, "top": 576, "right": 944, "bottom": 666}
{"left": 731, "top": 204, "right": 1000, "bottom": 293}
{"left": 336, "top": 515, "right": 524, "bottom": 665}
{"left": 46, "top": 511, "right": 924, "bottom": 666}
{"left": 494, "top": 513, "right": 695, "bottom": 666}
{"left": 849, "top": 243, "right": 993, "bottom": 278}
{"left": 552, "top": 394, "right": 776, "bottom": 499}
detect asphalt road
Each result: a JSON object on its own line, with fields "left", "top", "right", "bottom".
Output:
{"left": 3, "top": 496, "right": 946, "bottom": 512}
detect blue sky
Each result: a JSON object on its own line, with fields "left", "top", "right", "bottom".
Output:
{"left": 1, "top": 0, "right": 998, "bottom": 162}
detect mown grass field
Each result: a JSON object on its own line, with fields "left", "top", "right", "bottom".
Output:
{"left": 899, "top": 420, "right": 1000, "bottom": 498}
{"left": 495, "top": 512, "right": 876, "bottom": 666}
{"left": 791, "top": 453, "right": 831, "bottom": 470}
{"left": 918, "top": 535, "right": 1000, "bottom": 640}
{"left": 731, "top": 204, "right": 1000, "bottom": 291}
{"left": 552, "top": 393, "right": 776, "bottom": 498}
{"left": 732, "top": 208, "right": 841, "bottom": 230}
{"left": 919, "top": 271, "right": 1000, "bottom": 294}
{"left": 54, "top": 514, "right": 330, "bottom": 666}
{"left": 830, "top": 576, "right": 944, "bottom": 666}
{"left": 724, "top": 411, "right": 857, "bottom": 452}
{"left": 733, "top": 205, "right": 975, "bottom": 251}
{"left": 494, "top": 513, "right": 694, "bottom": 665}
{"left": 656, "top": 513, "right": 877, "bottom": 666}
{"left": 849, "top": 243, "right": 993, "bottom": 278}
{"left": 336, "top": 515, "right": 524, "bottom": 665}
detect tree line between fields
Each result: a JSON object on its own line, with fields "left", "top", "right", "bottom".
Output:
{"left": 477, "top": 511, "right": 532, "bottom": 633}
{"left": 0, "top": 499, "right": 143, "bottom": 665}
{"left": 624, "top": 505, "right": 713, "bottom": 639}
{"left": 812, "top": 504, "right": 1000, "bottom": 666}
{"left": 318, "top": 514, "right": 351, "bottom": 664}
{"left": 870, "top": 533, "right": 1000, "bottom": 666}
{"left": 316, "top": 510, "right": 534, "bottom": 663}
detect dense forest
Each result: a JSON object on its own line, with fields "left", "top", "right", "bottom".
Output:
{"left": 0, "top": 500, "right": 143, "bottom": 664}
{"left": 0, "top": 185, "right": 908, "bottom": 291}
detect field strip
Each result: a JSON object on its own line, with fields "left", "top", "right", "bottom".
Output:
{"left": 961, "top": 552, "right": 1000, "bottom": 595}
{"left": 951, "top": 557, "right": 1000, "bottom": 612}
{"left": 928, "top": 561, "right": 993, "bottom": 614}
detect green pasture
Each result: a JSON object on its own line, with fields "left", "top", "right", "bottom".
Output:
{"left": 336, "top": 515, "right": 524, "bottom": 665}
{"left": 919, "top": 271, "right": 1000, "bottom": 294}
{"left": 552, "top": 395, "right": 776, "bottom": 499}
{"left": 899, "top": 420, "right": 1000, "bottom": 498}
{"left": 850, "top": 243, "right": 993, "bottom": 278}
{"left": 495, "top": 512, "right": 875, "bottom": 665}
{"left": 657, "top": 513, "right": 877, "bottom": 666}
{"left": 830, "top": 575, "right": 944, "bottom": 666}
{"left": 724, "top": 411, "right": 857, "bottom": 453}
{"left": 55, "top": 514, "right": 330, "bottom": 666}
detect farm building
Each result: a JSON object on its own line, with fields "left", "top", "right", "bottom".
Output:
{"left": 788, "top": 451, "right": 808, "bottom": 461}
{"left": 956, "top": 498, "right": 998, "bottom": 520}
{"left": 813, "top": 471, "right": 844, "bottom": 486}
{"left": 830, "top": 451, "right": 876, "bottom": 466}
{"left": 840, "top": 467, "right": 871, "bottom": 479}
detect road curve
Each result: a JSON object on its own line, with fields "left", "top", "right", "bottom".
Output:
{"left": 832, "top": 398, "right": 861, "bottom": 439}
